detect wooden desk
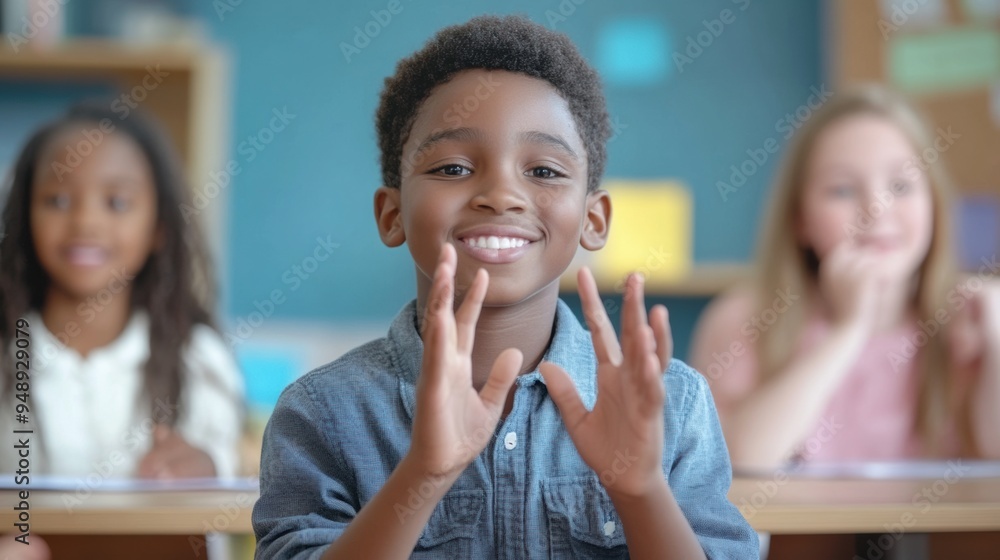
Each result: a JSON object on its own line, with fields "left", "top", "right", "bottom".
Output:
{"left": 0, "top": 489, "right": 256, "bottom": 535}
{"left": 729, "top": 475, "right": 1000, "bottom": 534}
{"left": 3, "top": 476, "right": 999, "bottom": 536}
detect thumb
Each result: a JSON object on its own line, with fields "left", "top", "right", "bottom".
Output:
{"left": 539, "top": 362, "right": 587, "bottom": 431}
{"left": 478, "top": 348, "right": 522, "bottom": 413}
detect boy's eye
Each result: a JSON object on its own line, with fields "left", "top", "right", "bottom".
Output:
{"left": 527, "top": 166, "right": 564, "bottom": 180}
{"left": 431, "top": 164, "right": 471, "bottom": 176}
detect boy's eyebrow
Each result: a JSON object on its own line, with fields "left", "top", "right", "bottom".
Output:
{"left": 412, "top": 127, "right": 579, "bottom": 161}
{"left": 518, "top": 130, "right": 578, "bottom": 160}
{"left": 413, "top": 127, "right": 485, "bottom": 156}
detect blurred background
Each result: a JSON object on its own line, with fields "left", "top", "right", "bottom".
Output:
{"left": 1, "top": 0, "right": 997, "bottom": 441}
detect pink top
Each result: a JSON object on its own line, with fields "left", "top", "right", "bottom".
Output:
{"left": 792, "top": 321, "right": 925, "bottom": 461}
{"left": 718, "top": 318, "right": 973, "bottom": 462}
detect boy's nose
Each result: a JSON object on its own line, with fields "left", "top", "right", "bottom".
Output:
{"left": 471, "top": 179, "right": 527, "bottom": 214}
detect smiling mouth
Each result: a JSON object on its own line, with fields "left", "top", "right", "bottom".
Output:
{"left": 63, "top": 246, "right": 110, "bottom": 267}
{"left": 457, "top": 235, "right": 534, "bottom": 264}
{"left": 462, "top": 236, "right": 530, "bottom": 250}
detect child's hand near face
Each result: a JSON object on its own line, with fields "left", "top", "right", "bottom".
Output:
{"left": 819, "top": 241, "right": 888, "bottom": 333}
{"left": 540, "top": 268, "right": 672, "bottom": 499}
{"left": 136, "top": 425, "right": 217, "bottom": 479}
{"left": 407, "top": 244, "right": 523, "bottom": 478}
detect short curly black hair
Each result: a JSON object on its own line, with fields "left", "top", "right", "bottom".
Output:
{"left": 375, "top": 14, "right": 610, "bottom": 192}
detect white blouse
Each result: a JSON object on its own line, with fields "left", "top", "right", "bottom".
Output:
{"left": 1, "top": 312, "right": 244, "bottom": 479}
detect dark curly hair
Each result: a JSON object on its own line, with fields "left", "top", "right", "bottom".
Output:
{"left": 376, "top": 14, "right": 610, "bottom": 192}
{"left": 0, "top": 101, "right": 218, "bottom": 428}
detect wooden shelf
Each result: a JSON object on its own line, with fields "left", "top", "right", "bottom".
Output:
{"left": 0, "top": 38, "right": 231, "bottom": 262}
{"left": 559, "top": 262, "right": 751, "bottom": 297}
{"left": 0, "top": 39, "right": 209, "bottom": 72}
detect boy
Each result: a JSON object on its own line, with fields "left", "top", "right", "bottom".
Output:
{"left": 253, "top": 15, "right": 757, "bottom": 559}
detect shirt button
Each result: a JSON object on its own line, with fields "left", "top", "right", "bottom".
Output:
{"left": 603, "top": 521, "right": 616, "bottom": 536}
{"left": 503, "top": 431, "right": 517, "bottom": 450}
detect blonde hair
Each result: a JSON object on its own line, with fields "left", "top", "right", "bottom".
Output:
{"left": 754, "top": 84, "right": 966, "bottom": 456}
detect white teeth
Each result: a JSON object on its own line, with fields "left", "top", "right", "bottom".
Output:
{"left": 464, "top": 236, "right": 529, "bottom": 250}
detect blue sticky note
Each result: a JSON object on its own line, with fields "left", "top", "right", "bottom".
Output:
{"left": 956, "top": 195, "right": 1000, "bottom": 271}
{"left": 595, "top": 18, "right": 671, "bottom": 86}
{"left": 238, "top": 347, "right": 303, "bottom": 413}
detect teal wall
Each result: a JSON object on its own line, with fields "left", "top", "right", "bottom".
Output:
{"left": 196, "top": 0, "right": 823, "bottom": 332}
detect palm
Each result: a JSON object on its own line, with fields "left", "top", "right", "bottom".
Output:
{"left": 540, "top": 269, "right": 672, "bottom": 497}
{"left": 409, "top": 244, "right": 522, "bottom": 478}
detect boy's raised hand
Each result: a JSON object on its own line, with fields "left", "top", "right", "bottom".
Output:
{"left": 540, "top": 268, "right": 671, "bottom": 499}
{"left": 408, "top": 243, "right": 523, "bottom": 479}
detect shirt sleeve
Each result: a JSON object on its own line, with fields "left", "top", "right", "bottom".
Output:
{"left": 252, "top": 378, "right": 356, "bottom": 560}
{"left": 176, "top": 325, "right": 245, "bottom": 478}
{"left": 667, "top": 365, "right": 759, "bottom": 559}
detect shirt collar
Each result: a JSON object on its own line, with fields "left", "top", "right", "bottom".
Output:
{"left": 25, "top": 310, "right": 150, "bottom": 374}
{"left": 389, "top": 298, "right": 598, "bottom": 420}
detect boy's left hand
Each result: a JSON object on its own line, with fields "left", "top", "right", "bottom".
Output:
{"left": 540, "top": 268, "right": 671, "bottom": 499}
{"left": 137, "top": 425, "right": 217, "bottom": 479}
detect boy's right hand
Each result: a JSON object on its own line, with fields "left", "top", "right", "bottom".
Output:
{"left": 407, "top": 243, "right": 522, "bottom": 479}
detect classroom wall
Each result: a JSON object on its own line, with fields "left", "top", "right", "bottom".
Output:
{"left": 193, "top": 0, "right": 822, "bottom": 329}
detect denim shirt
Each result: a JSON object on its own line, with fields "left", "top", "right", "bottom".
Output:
{"left": 253, "top": 299, "right": 758, "bottom": 559}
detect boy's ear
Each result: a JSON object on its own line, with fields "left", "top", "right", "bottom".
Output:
{"left": 580, "top": 189, "right": 611, "bottom": 251}
{"left": 374, "top": 186, "right": 405, "bottom": 247}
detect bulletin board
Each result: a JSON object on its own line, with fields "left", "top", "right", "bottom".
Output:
{"left": 829, "top": 0, "right": 1000, "bottom": 193}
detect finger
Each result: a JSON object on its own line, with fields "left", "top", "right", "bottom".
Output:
{"left": 478, "top": 347, "right": 523, "bottom": 412}
{"left": 621, "top": 274, "right": 649, "bottom": 372}
{"left": 455, "top": 268, "right": 488, "bottom": 354}
{"left": 421, "top": 245, "right": 457, "bottom": 388}
{"left": 577, "top": 266, "right": 623, "bottom": 365}
{"left": 650, "top": 304, "right": 672, "bottom": 372}
{"left": 539, "top": 362, "right": 588, "bottom": 432}
{"left": 422, "top": 244, "right": 457, "bottom": 338}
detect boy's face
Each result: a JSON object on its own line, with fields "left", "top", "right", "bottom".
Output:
{"left": 375, "top": 69, "right": 609, "bottom": 307}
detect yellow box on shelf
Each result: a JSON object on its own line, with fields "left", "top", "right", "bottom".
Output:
{"left": 570, "top": 179, "right": 692, "bottom": 293}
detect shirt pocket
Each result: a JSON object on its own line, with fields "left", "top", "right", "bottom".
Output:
{"left": 543, "top": 475, "right": 628, "bottom": 559}
{"left": 412, "top": 488, "right": 485, "bottom": 558}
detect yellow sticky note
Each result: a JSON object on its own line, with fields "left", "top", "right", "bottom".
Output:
{"left": 592, "top": 179, "right": 692, "bottom": 290}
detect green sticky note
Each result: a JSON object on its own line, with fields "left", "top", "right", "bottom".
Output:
{"left": 889, "top": 27, "right": 1000, "bottom": 94}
